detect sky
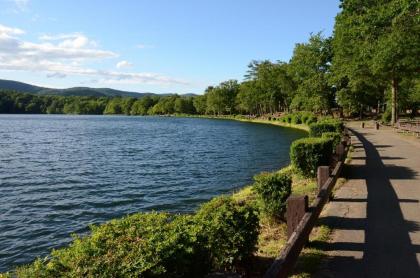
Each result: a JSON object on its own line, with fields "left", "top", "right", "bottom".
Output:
{"left": 0, "top": 0, "right": 341, "bottom": 94}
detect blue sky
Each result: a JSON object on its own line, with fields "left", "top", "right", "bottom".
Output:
{"left": 0, "top": 0, "right": 340, "bottom": 94}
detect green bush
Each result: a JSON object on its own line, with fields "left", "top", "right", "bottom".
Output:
{"left": 322, "top": 132, "right": 342, "bottom": 151}
{"left": 309, "top": 119, "right": 343, "bottom": 137}
{"left": 15, "top": 212, "right": 206, "bottom": 278}
{"left": 195, "top": 196, "right": 259, "bottom": 271}
{"left": 290, "top": 113, "right": 303, "bottom": 124}
{"left": 300, "top": 112, "right": 310, "bottom": 124}
{"left": 305, "top": 114, "right": 318, "bottom": 125}
{"left": 279, "top": 112, "right": 317, "bottom": 125}
{"left": 281, "top": 114, "right": 292, "bottom": 123}
{"left": 319, "top": 118, "right": 344, "bottom": 132}
{"left": 290, "top": 137, "right": 333, "bottom": 177}
{"left": 253, "top": 171, "right": 292, "bottom": 219}
{"left": 14, "top": 196, "right": 260, "bottom": 277}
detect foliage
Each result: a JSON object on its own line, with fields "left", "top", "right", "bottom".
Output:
{"left": 15, "top": 212, "right": 205, "bottom": 277}
{"left": 309, "top": 119, "right": 343, "bottom": 137}
{"left": 290, "top": 137, "right": 333, "bottom": 177}
{"left": 13, "top": 196, "right": 259, "bottom": 277}
{"left": 382, "top": 109, "right": 392, "bottom": 123}
{"left": 205, "top": 80, "right": 239, "bottom": 115}
{"left": 321, "top": 132, "right": 342, "bottom": 151}
{"left": 332, "top": 0, "right": 420, "bottom": 123}
{"left": 252, "top": 171, "right": 292, "bottom": 219}
{"left": 288, "top": 33, "right": 334, "bottom": 112}
{"left": 194, "top": 196, "right": 260, "bottom": 271}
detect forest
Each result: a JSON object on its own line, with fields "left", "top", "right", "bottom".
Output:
{"left": 0, "top": 0, "right": 418, "bottom": 124}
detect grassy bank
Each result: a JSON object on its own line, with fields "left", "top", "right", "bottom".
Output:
{"left": 179, "top": 114, "right": 310, "bottom": 132}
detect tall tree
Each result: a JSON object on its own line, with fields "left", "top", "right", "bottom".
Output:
{"left": 288, "top": 33, "right": 334, "bottom": 112}
{"left": 333, "top": 0, "right": 420, "bottom": 124}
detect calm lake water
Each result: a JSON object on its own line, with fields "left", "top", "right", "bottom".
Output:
{"left": 0, "top": 115, "right": 306, "bottom": 271}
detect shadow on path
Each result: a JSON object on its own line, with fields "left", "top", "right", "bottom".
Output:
{"left": 314, "top": 129, "right": 420, "bottom": 277}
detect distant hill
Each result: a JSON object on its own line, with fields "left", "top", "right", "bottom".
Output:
{"left": 0, "top": 79, "right": 196, "bottom": 98}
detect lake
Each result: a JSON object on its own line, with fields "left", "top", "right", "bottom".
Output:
{"left": 0, "top": 115, "right": 306, "bottom": 271}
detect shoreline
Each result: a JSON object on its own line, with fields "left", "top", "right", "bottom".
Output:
{"left": 177, "top": 114, "right": 310, "bottom": 132}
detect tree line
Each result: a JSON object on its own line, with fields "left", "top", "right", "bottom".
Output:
{"left": 0, "top": 91, "right": 197, "bottom": 115}
{"left": 0, "top": 0, "right": 418, "bottom": 122}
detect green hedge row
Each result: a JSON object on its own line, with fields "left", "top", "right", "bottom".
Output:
{"left": 309, "top": 119, "right": 343, "bottom": 137}
{"left": 290, "top": 137, "right": 333, "bottom": 177}
{"left": 279, "top": 112, "right": 317, "bottom": 125}
{"left": 13, "top": 197, "right": 259, "bottom": 278}
{"left": 253, "top": 171, "right": 292, "bottom": 219}
{"left": 322, "top": 132, "right": 342, "bottom": 151}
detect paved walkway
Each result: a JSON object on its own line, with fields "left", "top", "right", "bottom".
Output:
{"left": 316, "top": 123, "right": 420, "bottom": 277}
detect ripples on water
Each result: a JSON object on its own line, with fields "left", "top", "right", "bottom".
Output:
{"left": 0, "top": 115, "right": 306, "bottom": 271}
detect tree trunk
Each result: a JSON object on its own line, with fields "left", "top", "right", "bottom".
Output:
{"left": 391, "top": 77, "right": 398, "bottom": 125}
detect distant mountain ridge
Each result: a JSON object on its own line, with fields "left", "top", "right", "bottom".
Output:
{"left": 0, "top": 79, "right": 195, "bottom": 98}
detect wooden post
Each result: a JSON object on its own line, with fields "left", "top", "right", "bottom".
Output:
{"left": 361, "top": 122, "right": 365, "bottom": 128}
{"left": 336, "top": 143, "right": 345, "bottom": 161}
{"left": 286, "top": 195, "right": 308, "bottom": 238}
{"left": 375, "top": 122, "right": 380, "bottom": 130}
{"left": 317, "top": 166, "right": 330, "bottom": 191}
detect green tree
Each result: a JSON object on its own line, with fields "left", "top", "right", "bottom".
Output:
{"left": 236, "top": 80, "right": 259, "bottom": 115}
{"left": 245, "top": 60, "right": 294, "bottom": 113}
{"left": 104, "top": 98, "right": 123, "bottom": 114}
{"left": 288, "top": 33, "right": 334, "bottom": 112}
{"left": 205, "top": 80, "right": 239, "bottom": 115}
{"left": 193, "top": 94, "right": 207, "bottom": 114}
{"left": 332, "top": 0, "right": 420, "bottom": 124}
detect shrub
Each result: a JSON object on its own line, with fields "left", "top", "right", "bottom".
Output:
{"left": 13, "top": 196, "right": 260, "bottom": 277}
{"left": 322, "top": 132, "right": 342, "bottom": 151}
{"left": 305, "top": 114, "right": 317, "bottom": 125}
{"left": 290, "top": 113, "right": 303, "bottom": 124}
{"left": 300, "top": 112, "right": 310, "bottom": 124}
{"left": 253, "top": 171, "right": 292, "bottom": 219}
{"left": 279, "top": 112, "right": 317, "bottom": 126}
{"left": 15, "top": 212, "right": 207, "bottom": 278}
{"left": 195, "top": 196, "right": 259, "bottom": 271}
{"left": 309, "top": 119, "right": 343, "bottom": 137}
{"left": 281, "top": 114, "right": 292, "bottom": 123}
{"left": 319, "top": 118, "right": 344, "bottom": 132}
{"left": 290, "top": 137, "right": 333, "bottom": 177}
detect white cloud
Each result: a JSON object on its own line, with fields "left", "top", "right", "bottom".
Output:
{"left": 46, "top": 72, "right": 66, "bottom": 78}
{"left": 0, "top": 24, "right": 25, "bottom": 36}
{"left": 136, "top": 43, "right": 154, "bottom": 49}
{"left": 40, "top": 33, "right": 97, "bottom": 48}
{"left": 116, "top": 60, "right": 133, "bottom": 69}
{"left": 12, "top": 0, "right": 29, "bottom": 12}
{"left": 0, "top": 24, "right": 188, "bottom": 86}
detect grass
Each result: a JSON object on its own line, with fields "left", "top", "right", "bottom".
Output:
{"left": 181, "top": 114, "right": 311, "bottom": 132}
{"left": 291, "top": 225, "right": 333, "bottom": 278}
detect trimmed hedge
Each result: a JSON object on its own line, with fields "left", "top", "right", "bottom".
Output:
{"left": 280, "top": 114, "right": 292, "bottom": 123}
{"left": 290, "top": 137, "right": 333, "bottom": 177}
{"left": 322, "top": 132, "right": 342, "bottom": 151}
{"left": 309, "top": 119, "right": 343, "bottom": 137}
{"left": 290, "top": 113, "right": 303, "bottom": 124}
{"left": 279, "top": 112, "right": 317, "bottom": 125}
{"left": 13, "top": 197, "right": 259, "bottom": 277}
{"left": 253, "top": 171, "right": 292, "bottom": 219}
{"left": 195, "top": 196, "right": 259, "bottom": 271}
